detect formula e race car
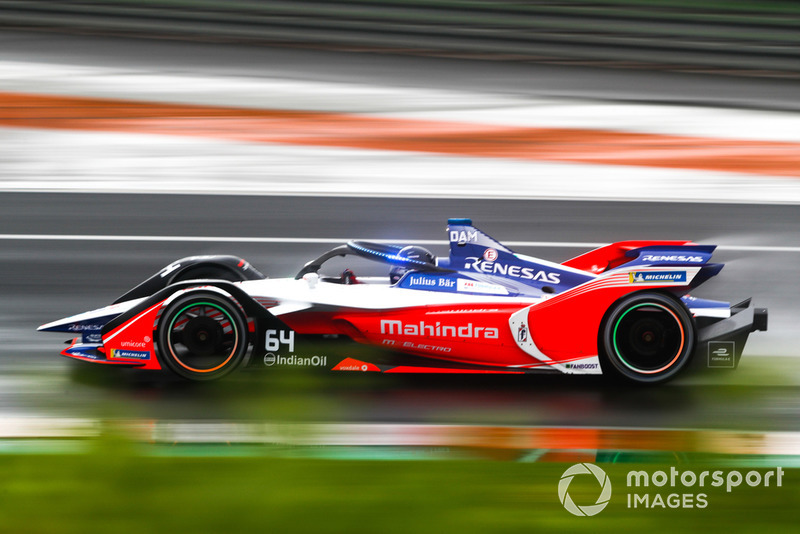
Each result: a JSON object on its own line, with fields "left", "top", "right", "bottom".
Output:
{"left": 39, "top": 219, "right": 767, "bottom": 384}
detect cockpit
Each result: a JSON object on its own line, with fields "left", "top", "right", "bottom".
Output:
{"left": 295, "top": 241, "right": 446, "bottom": 286}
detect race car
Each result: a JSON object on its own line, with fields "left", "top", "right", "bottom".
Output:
{"left": 39, "top": 218, "right": 767, "bottom": 384}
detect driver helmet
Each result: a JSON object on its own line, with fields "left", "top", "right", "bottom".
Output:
{"left": 390, "top": 245, "right": 435, "bottom": 284}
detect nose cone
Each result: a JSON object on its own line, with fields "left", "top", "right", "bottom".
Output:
{"left": 36, "top": 298, "right": 146, "bottom": 333}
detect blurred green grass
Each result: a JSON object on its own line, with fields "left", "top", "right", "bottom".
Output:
{"left": 0, "top": 454, "right": 796, "bottom": 533}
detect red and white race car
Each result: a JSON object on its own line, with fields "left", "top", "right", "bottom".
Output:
{"left": 40, "top": 218, "right": 766, "bottom": 383}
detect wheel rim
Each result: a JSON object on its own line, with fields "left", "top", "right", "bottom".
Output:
{"left": 611, "top": 302, "right": 685, "bottom": 374}
{"left": 166, "top": 302, "right": 239, "bottom": 373}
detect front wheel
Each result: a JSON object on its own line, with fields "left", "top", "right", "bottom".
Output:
{"left": 157, "top": 292, "right": 248, "bottom": 381}
{"left": 601, "top": 293, "right": 695, "bottom": 384}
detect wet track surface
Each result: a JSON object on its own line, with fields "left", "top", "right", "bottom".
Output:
{"left": 2, "top": 193, "right": 799, "bottom": 432}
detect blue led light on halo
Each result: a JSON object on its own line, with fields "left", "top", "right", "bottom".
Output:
{"left": 347, "top": 241, "right": 432, "bottom": 267}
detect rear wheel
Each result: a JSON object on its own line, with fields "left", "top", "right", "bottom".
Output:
{"left": 157, "top": 292, "right": 248, "bottom": 381}
{"left": 601, "top": 293, "right": 694, "bottom": 384}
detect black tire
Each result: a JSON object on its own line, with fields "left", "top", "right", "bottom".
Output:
{"left": 601, "top": 292, "right": 695, "bottom": 384}
{"left": 156, "top": 292, "right": 248, "bottom": 381}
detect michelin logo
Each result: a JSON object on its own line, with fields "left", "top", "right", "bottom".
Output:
{"left": 110, "top": 349, "right": 150, "bottom": 360}
{"left": 629, "top": 271, "right": 687, "bottom": 284}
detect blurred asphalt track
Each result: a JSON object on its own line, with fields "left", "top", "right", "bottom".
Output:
{"left": 1, "top": 31, "right": 800, "bottom": 440}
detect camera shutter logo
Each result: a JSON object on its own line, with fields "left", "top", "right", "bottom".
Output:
{"left": 558, "top": 463, "right": 612, "bottom": 516}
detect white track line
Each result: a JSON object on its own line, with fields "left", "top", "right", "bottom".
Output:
{"left": 4, "top": 128, "right": 800, "bottom": 205}
{"left": 1, "top": 234, "right": 798, "bottom": 252}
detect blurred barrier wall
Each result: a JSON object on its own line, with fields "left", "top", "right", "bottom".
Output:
{"left": 0, "top": 0, "right": 798, "bottom": 75}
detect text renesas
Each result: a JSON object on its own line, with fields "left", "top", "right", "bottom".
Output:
{"left": 463, "top": 258, "right": 560, "bottom": 284}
